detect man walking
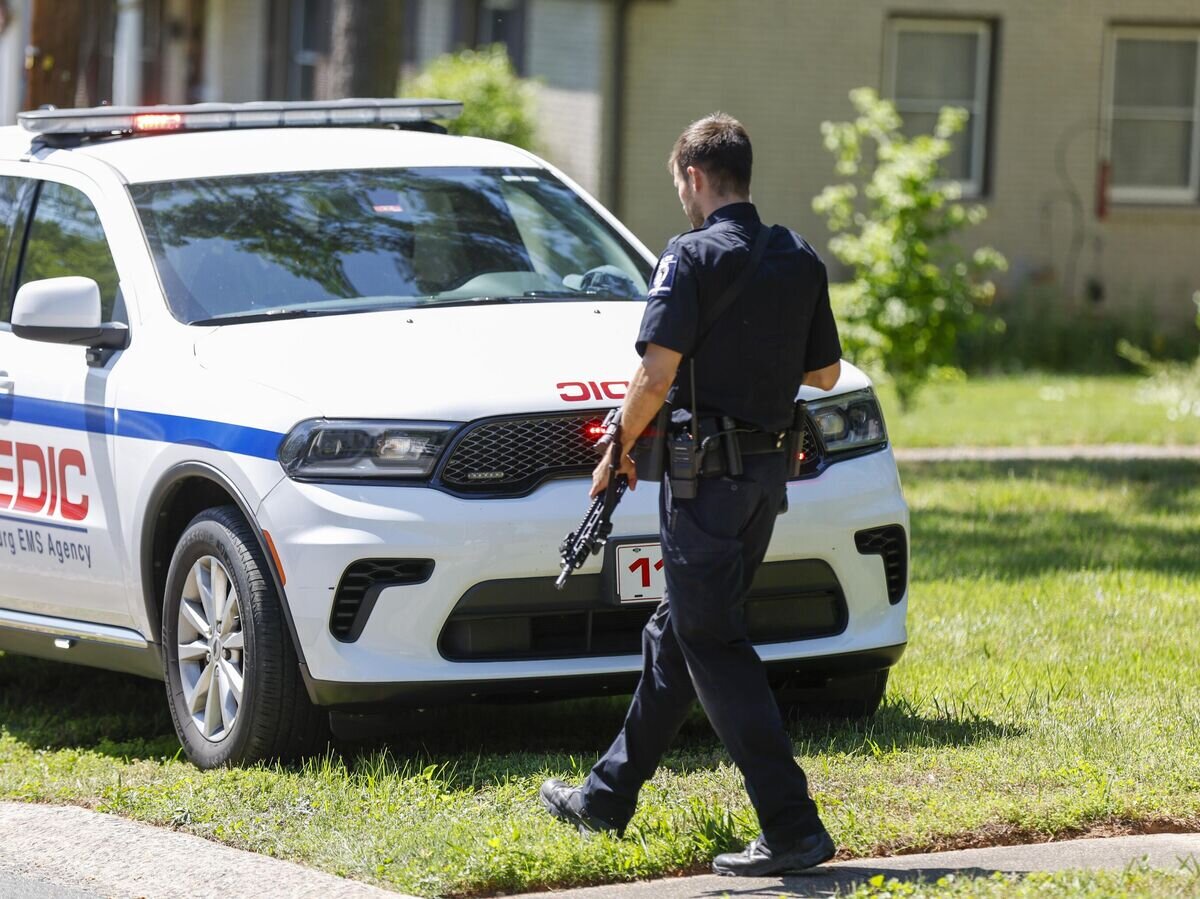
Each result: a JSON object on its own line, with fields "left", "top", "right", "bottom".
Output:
{"left": 540, "top": 113, "right": 843, "bottom": 876}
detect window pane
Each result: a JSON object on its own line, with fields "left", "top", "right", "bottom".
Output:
{"left": 130, "top": 168, "right": 652, "bottom": 324}
{"left": 895, "top": 30, "right": 979, "bottom": 103}
{"left": 19, "top": 182, "right": 120, "bottom": 322}
{"left": 1111, "top": 118, "right": 1193, "bottom": 188}
{"left": 1114, "top": 39, "right": 1197, "bottom": 109}
{"left": 0, "top": 176, "right": 28, "bottom": 322}
{"left": 901, "top": 110, "right": 975, "bottom": 183}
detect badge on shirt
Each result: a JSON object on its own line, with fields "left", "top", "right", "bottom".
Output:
{"left": 648, "top": 253, "right": 678, "bottom": 298}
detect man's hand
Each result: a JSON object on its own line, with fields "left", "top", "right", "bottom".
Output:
{"left": 588, "top": 343, "right": 680, "bottom": 498}
{"left": 590, "top": 442, "right": 638, "bottom": 497}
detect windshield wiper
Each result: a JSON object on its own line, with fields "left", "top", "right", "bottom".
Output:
{"left": 190, "top": 302, "right": 417, "bottom": 326}
{"left": 431, "top": 292, "right": 632, "bottom": 306}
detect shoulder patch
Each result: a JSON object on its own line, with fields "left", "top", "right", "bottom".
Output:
{"left": 648, "top": 253, "right": 678, "bottom": 298}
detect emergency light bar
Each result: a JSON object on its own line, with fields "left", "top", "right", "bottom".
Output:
{"left": 18, "top": 98, "right": 463, "bottom": 139}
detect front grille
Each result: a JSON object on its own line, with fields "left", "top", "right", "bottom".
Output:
{"left": 439, "top": 559, "right": 847, "bottom": 661}
{"left": 854, "top": 525, "right": 908, "bottom": 604}
{"left": 330, "top": 559, "right": 434, "bottom": 641}
{"left": 795, "top": 417, "right": 821, "bottom": 478}
{"left": 439, "top": 412, "right": 604, "bottom": 493}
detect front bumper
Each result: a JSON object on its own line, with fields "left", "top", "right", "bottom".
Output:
{"left": 257, "top": 447, "right": 910, "bottom": 706}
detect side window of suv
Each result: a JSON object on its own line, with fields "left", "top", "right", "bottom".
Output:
{"left": 17, "top": 181, "right": 122, "bottom": 323}
{"left": 0, "top": 175, "right": 35, "bottom": 323}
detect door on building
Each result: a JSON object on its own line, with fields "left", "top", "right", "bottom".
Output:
{"left": 24, "top": 0, "right": 117, "bottom": 109}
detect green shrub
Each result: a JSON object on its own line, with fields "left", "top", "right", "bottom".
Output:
{"left": 814, "top": 88, "right": 1006, "bottom": 409}
{"left": 403, "top": 45, "right": 538, "bottom": 150}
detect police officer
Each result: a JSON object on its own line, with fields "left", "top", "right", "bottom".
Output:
{"left": 540, "top": 114, "right": 843, "bottom": 876}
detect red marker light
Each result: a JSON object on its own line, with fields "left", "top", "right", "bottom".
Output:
{"left": 583, "top": 421, "right": 607, "bottom": 442}
{"left": 796, "top": 452, "right": 806, "bottom": 461}
{"left": 134, "top": 113, "right": 183, "bottom": 132}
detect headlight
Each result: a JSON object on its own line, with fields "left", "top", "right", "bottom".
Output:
{"left": 805, "top": 389, "right": 888, "bottom": 455}
{"left": 278, "top": 419, "right": 458, "bottom": 479}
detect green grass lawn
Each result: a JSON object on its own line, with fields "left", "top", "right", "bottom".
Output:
{"left": 841, "top": 866, "right": 1200, "bottom": 898}
{"left": 876, "top": 374, "right": 1200, "bottom": 448}
{"left": 2, "top": 458, "right": 1199, "bottom": 897}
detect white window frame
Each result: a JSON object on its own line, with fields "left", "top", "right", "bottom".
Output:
{"left": 1103, "top": 27, "right": 1200, "bottom": 205}
{"left": 885, "top": 18, "right": 993, "bottom": 198}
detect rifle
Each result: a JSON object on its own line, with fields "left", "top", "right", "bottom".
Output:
{"left": 555, "top": 407, "right": 628, "bottom": 589}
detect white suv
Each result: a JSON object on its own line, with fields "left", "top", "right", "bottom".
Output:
{"left": 0, "top": 101, "right": 909, "bottom": 768}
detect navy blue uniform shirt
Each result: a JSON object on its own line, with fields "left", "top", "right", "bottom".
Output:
{"left": 636, "top": 202, "right": 842, "bottom": 432}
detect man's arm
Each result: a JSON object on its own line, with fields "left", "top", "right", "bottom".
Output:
{"left": 802, "top": 361, "right": 841, "bottom": 391}
{"left": 590, "top": 343, "right": 682, "bottom": 497}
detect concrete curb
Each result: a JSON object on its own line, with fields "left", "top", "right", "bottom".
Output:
{"left": 2, "top": 801, "right": 1196, "bottom": 899}
{"left": 894, "top": 443, "right": 1200, "bottom": 462}
{"left": 0, "top": 801, "right": 415, "bottom": 899}
{"left": 510, "top": 833, "right": 1200, "bottom": 898}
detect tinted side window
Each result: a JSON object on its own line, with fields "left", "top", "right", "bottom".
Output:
{"left": 19, "top": 181, "right": 121, "bottom": 322}
{"left": 0, "top": 175, "right": 34, "bottom": 323}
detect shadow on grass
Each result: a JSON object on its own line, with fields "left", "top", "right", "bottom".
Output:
{"left": 909, "top": 459, "right": 1200, "bottom": 580}
{"left": 0, "top": 653, "right": 179, "bottom": 759}
{"left": 0, "top": 652, "right": 1016, "bottom": 775}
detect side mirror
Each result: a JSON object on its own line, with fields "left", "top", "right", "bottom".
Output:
{"left": 11, "top": 276, "right": 128, "bottom": 350}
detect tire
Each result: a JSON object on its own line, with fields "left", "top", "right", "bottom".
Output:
{"left": 775, "top": 669, "right": 889, "bottom": 722}
{"left": 161, "top": 505, "right": 329, "bottom": 768}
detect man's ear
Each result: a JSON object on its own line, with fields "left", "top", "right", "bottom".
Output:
{"left": 686, "top": 164, "right": 705, "bottom": 194}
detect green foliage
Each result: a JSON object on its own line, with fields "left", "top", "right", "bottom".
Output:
{"left": 1117, "top": 292, "right": 1200, "bottom": 422}
{"left": 956, "top": 284, "right": 1199, "bottom": 376}
{"left": 815, "top": 88, "right": 1007, "bottom": 409}
{"left": 403, "top": 45, "right": 538, "bottom": 150}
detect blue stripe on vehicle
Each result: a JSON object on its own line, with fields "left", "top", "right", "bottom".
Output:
{"left": 0, "top": 395, "right": 285, "bottom": 460}
{"left": 0, "top": 512, "right": 90, "bottom": 534}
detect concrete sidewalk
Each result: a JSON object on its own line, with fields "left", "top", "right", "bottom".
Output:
{"left": 512, "top": 833, "right": 1200, "bottom": 898}
{"left": 0, "top": 801, "right": 415, "bottom": 899}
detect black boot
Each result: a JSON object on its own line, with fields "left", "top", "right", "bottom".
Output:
{"left": 538, "top": 779, "right": 624, "bottom": 837}
{"left": 712, "top": 828, "right": 836, "bottom": 876}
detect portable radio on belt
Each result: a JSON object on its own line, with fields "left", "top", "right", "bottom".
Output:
{"left": 665, "top": 359, "right": 703, "bottom": 500}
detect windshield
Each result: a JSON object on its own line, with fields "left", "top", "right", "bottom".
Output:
{"left": 130, "top": 167, "right": 653, "bottom": 324}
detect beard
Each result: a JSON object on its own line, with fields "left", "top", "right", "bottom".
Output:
{"left": 681, "top": 193, "right": 704, "bottom": 229}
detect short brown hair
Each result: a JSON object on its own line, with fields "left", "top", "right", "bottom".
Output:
{"left": 668, "top": 113, "right": 752, "bottom": 196}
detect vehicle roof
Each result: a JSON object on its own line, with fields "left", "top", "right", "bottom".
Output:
{"left": 0, "top": 126, "right": 540, "bottom": 183}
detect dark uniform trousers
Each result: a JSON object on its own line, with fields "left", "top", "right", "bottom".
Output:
{"left": 581, "top": 452, "right": 822, "bottom": 845}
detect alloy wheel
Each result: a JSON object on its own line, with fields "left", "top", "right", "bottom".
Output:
{"left": 176, "top": 555, "right": 245, "bottom": 742}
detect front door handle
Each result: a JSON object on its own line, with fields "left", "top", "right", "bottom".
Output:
{"left": 0, "top": 371, "right": 13, "bottom": 393}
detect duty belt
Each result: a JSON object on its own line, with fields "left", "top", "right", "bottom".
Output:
{"left": 696, "top": 422, "right": 787, "bottom": 477}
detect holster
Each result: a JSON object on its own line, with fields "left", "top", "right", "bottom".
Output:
{"left": 630, "top": 403, "right": 670, "bottom": 482}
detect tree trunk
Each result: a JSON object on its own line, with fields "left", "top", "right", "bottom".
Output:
{"left": 325, "top": 0, "right": 403, "bottom": 99}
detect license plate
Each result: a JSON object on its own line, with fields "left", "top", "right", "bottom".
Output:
{"left": 615, "top": 542, "right": 666, "bottom": 603}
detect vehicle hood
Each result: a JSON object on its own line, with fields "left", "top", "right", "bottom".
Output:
{"left": 193, "top": 302, "right": 874, "bottom": 422}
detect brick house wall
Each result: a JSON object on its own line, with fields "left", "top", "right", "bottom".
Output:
{"left": 618, "top": 0, "right": 1200, "bottom": 322}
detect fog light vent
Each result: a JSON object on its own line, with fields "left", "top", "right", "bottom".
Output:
{"left": 330, "top": 559, "right": 434, "bottom": 642}
{"left": 854, "top": 525, "right": 907, "bottom": 604}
